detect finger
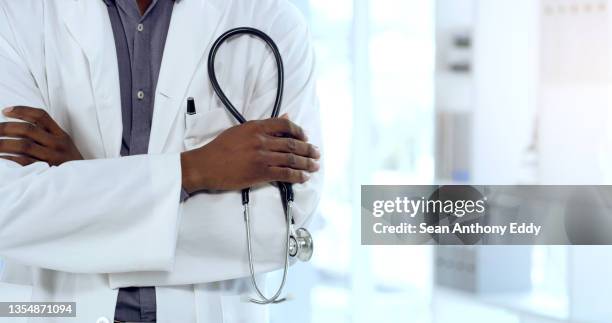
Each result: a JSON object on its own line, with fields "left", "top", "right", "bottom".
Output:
{"left": 2, "top": 106, "right": 64, "bottom": 135}
{"left": 0, "top": 122, "right": 55, "bottom": 147}
{"left": 264, "top": 151, "right": 319, "bottom": 172}
{"left": 0, "top": 139, "right": 51, "bottom": 160}
{"left": 266, "top": 166, "right": 310, "bottom": 184}
{"left": 265, "top": 136, "right": 320, "bottom": 159}
{"left": 0, "top": 155, "right": 37, "bottom": 166}
{"left": 259, "top": 118, "right": 307, "bottom": 141}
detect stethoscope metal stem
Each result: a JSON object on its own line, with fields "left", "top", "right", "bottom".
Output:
{"left": 243, "top": 202, "right": 293, "bottom": 304}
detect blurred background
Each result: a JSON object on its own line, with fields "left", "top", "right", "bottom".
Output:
{"left": 270, "top": 0, "right": 612, "bottom": 322}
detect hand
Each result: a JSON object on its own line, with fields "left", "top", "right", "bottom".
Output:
{"left": 181, "top": 115, "right": 320, "bottom": 193}
{"left": 0, "top": 106, "right": 84, "bottom": 166}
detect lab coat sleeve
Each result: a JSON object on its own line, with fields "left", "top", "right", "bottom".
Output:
{"left": 108, "top": 3, "right": 324, "bottom": 287}
{"left": 0, "top": 3, "right": 183, "bottom": 274}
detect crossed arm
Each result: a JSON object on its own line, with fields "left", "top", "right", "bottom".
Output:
{"left": 0, "top": 106, "right": 320, "bottom": 192}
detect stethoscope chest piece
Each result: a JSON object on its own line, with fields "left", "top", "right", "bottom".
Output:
{"left": 289, "top": 227, "right": 314, "bottom": 262}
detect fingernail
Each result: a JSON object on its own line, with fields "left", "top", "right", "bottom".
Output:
{"left": 313, "top": 162, "right": 320, "bottom": 171}
{"left": 280, "top": 113, "right": 289, "bottom": 119}
{"left": 312, "top": 145, "right": 320, "bottom": 155}
{"left": 2, "top": 107, "right": 13, "bottom": 114}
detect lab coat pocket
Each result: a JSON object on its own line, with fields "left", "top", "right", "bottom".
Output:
{"left": 184, "top": 108, "right": 236, "bottom": 150}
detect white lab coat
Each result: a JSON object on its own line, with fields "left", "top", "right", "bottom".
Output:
{"left": 0, "top": 0, "right": 322, "bottom": 322}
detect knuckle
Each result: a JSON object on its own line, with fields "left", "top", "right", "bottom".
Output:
{"left": 252, "top": 134, "right": 265, "bottom": 149}
{"left": 282, "top": 167, "right": 292, "bottom": 179}
{"left": 19, "top": 140, "right": 32, "bottom": 153}
{"left": 33, "top": 109, "right": 49, "bottom": 124}
{"left": 293, "top": 170, "right": 304, "bottom": 183}
{"left": 287, "top": 154, "right": 297, "bottom": 167}
{"left": 287, "top": 139, "right": 297, "bottom": 152}
{"left": 24, "top": 123, "right": 36, "bottom": 134}
{"left": 32, "top": 115, "right": 44, "bottom": 125}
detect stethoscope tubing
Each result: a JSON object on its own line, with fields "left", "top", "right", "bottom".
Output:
{"left": 207, "top": 27, "right": 285, "bottom": 123}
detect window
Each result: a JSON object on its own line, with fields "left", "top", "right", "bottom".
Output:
{"left": 270, "top": 1, "right": 435, "bottom": 322}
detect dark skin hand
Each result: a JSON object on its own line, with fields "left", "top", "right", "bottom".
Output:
{"left": 0, "top": 106, "right": 84, "bottom": 166}
{"left": 181, "top": 115, "right": 320, "bottom": 193}
{"left": 1, "top": 106, "right": 320, "bottom": 192}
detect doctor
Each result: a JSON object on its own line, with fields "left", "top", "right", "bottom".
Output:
{"left": 0, "top": 0, "right": 322, "bottom": 322}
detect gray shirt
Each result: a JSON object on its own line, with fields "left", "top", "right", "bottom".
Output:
{"left": 103, "top": 0, "right": 177, "bottom": 321}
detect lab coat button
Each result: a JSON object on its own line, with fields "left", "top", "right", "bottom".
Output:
{"left": 96, "top": 317, "right": 110, "bottom": 323}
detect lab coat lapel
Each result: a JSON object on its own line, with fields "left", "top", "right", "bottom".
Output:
{"left": 149, "top": 0, "right": 224, "bottom": 154}
{"left": 60, "top": 0, "right": 123, "bottom": 158}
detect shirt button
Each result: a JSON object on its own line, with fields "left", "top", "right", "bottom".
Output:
{"left": 137, "top": 23, "right": 144, "bottom": 32}
{"left": 137, "top": 91, "right": 145, "bottom": 100}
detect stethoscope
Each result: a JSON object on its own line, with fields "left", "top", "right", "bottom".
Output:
{"left": 207, "top": 27, "right": 314, "bottom": 305}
